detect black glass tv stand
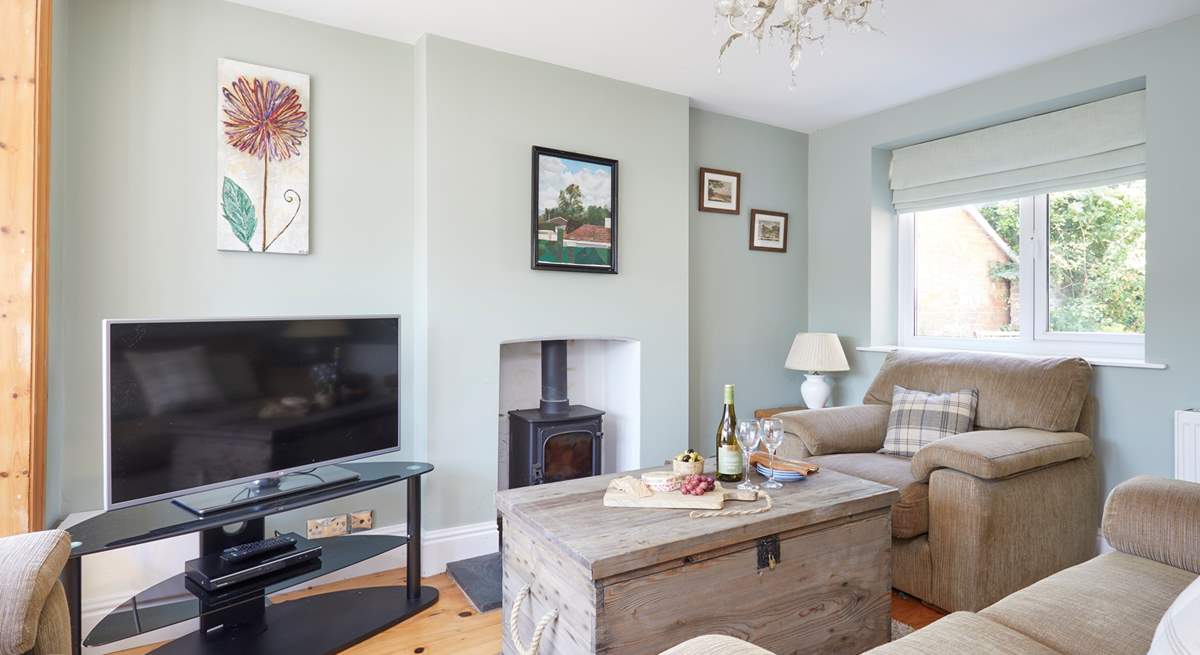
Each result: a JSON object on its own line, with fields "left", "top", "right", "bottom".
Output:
{"left": 61, "top": 462, "right": 436, "bottom": 655}
{"left": 172, "top": 464, "right": 361, "bottom": 516}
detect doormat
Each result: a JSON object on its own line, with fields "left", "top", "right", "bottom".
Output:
{"left": 446, "top": 551, "right": 502, "bottom": 613}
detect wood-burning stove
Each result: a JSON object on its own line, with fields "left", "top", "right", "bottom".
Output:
{"left": 507, "top": 340, "right": 604, "bottom": 488}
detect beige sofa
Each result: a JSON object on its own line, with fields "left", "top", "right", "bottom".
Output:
{"left": 869, "top": 475, "right": 1200, "bottom": 654}
{"left": 659, "top": 635, "right": 774, "bottom": 655}
{"left": 0, "top": 529, "right": 72, "bottom": 655}
{"left": 777, "top": 349, "right": 1099, "bottom": 612}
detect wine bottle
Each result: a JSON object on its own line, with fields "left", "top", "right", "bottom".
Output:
{"left": 715, "top": 384, "right": 743, "bottom": 482}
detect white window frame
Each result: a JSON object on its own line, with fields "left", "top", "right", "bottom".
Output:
{"left": 898, "top": 184, "right": 1145, "bottom": 361}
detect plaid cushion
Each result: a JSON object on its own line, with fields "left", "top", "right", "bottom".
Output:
{"left": 881, "top": 385, "right": 978, "bottom": 456}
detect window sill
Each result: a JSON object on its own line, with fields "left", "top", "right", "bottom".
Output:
{"left": 856, "top": 345, "right": 1167, "bottom": 370}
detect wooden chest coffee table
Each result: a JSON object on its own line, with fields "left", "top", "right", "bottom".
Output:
{"left": 496, "top": 465, "right": 899, "bottom": 655}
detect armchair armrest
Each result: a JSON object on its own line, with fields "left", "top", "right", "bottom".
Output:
{"left": 0, "top": 529, "right": 71, "bottom": 655}
{"left": 1102, "top": 476, "right": 1200, "bottom": 574}
{"left": 777, "top": 405, "right": 890, "bottom": 455}
{"left": 912, "top": 429, "right": 1091, "bottom": 482}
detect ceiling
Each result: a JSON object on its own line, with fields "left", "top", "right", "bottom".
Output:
{"left": 228, "top": 0, "right": 1200, "bottom": 132}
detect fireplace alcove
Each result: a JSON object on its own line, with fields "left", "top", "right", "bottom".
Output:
{"left": 498, "top": 338, "right": 640, "bottom": 491}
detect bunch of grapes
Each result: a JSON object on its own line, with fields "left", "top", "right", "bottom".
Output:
{"left": 681, "top": 474, "right": 716, "bottom": 496}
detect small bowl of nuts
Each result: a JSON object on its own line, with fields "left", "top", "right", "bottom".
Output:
{"left": 672, "top": 449, "right": 705, "bottom": 477}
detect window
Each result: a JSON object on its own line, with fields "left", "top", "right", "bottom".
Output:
{"left": 899, "top": 179, "right": 1145, "bottom": 360}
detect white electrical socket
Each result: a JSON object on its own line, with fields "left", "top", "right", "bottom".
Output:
{"left": 306, "top": 514, "right": 349, "bottom": 539}
{"left": 350, "top": 510, "right": 374, "bottom": 532}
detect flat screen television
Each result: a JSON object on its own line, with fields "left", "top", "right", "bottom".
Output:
{"left": 103, "top": 316, "right": 400, "bottom": 511}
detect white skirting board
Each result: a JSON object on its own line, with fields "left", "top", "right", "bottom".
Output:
{"left": 288, "top": 519, "right": 500, "bottom": 588}
{"left": 73, "top": 519, "right": 499, "bottom": 655}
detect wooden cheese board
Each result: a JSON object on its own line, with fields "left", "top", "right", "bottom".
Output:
{"left": 603, "top": 476, "right": 759, "bottom": 510}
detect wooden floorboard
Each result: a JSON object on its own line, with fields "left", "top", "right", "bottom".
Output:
{"left": 891, "top": 591, "right": 948, "bottom": 630}
{"left": 110, "top": 569, "right": 500, "bottom": 655}
{"left": 111, "top": 568, "right": 944, "bottom": 654}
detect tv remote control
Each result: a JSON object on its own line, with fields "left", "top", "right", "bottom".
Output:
{"left": 220, "top": 534, "right": 298, "bottom": 563}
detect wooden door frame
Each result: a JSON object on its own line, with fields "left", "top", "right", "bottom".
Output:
{"left": 1, "top": 0, "right": 52, "bottom": 535}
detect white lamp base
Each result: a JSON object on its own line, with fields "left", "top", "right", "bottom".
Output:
{"left": 800, "top": 373, "right": 832, "bottom": 409}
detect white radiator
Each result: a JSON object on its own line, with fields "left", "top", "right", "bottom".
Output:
{"left": 1175, "top": 410, "right": 1200, "bottom": 483}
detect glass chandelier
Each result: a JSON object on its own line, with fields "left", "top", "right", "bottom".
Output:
{"left": 714, "top": 0, "right": 883, "bottom": 87}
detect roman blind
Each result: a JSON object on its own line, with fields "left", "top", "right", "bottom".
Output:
{"left": 890, "top": 90, "right": 1145, "bottom": 212}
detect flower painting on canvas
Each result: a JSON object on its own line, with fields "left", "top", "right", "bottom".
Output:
{"left": 217, "top": 59, "right": 310, "bottom": 254}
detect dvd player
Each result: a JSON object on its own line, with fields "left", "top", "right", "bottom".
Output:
{"left": 185, "top": 536, "right": 322, "bottom": 592}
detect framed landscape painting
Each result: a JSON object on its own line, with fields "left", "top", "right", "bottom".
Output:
{"left": 699, "top": 167, "right": 741, "bottom": 214}
{"left": 749, "top": 209, "right": 788, "bottom": 253}
{"left": 531, "top": 146, "right": 618, "bottom": 274}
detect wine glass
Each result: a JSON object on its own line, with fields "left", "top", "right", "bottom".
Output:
{"left": 735, "top": 419, "right": 761, "bottom": 491}
{"left": 760, "top": 418, "right": 785, "bottom": 490}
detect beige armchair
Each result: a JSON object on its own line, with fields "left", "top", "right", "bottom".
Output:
{"left": 778, "top": 349, "right": 1099, "bottom": 612}
{"left": 0, "top": 530, "right": 72, "bottom": 655}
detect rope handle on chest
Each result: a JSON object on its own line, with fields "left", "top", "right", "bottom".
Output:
{"left": 509, "top": 584, "right": 559, "bottom": 655}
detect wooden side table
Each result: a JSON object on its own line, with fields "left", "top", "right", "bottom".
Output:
{"left": 754, "top": 405, "right": 807, "bottom": 419}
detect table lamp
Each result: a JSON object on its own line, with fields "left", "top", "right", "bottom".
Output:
{"left": 785, "top": 333, "right": 849, "bottom": 409}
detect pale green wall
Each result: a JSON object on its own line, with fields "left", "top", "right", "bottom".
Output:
{"left": 45, "top": 0, "right": 72, "bottom": 527}
{"left": 52, "top": 1, "right": 1197, "bottom": 536}
{"left": 49, "top": 4, "right": 814, "bottom": 535}
{"left": 689, "top": 109, "right": 808, "bottom": 450}
{"left": 415, "top": 36, "right": 692, "bottom": 530}
{"left": 807, "top": 16, "right": 1200, "bottom": 497}
{"left": 49, "top": 0, "right": 416, "bottom": 528}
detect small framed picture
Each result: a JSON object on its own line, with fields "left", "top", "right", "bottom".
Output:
{"left": 698, "top": 167, "right": 741, "bottom": 214}
{"left": 749, "top": 209, "right": 788, "bottom": 253}
{"left": 531, "top": 146, "right": 618, "bottom": 274}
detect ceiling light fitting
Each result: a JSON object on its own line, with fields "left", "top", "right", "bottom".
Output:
{"left": 714, "top": 0, "right": 884, "bottom": 88}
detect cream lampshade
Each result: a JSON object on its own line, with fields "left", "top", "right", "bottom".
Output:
{"left": 784, "top": 333, "right": 849, "bottom": 409}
